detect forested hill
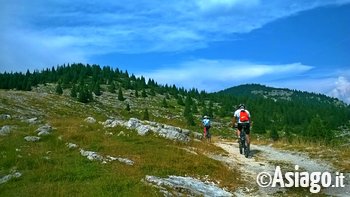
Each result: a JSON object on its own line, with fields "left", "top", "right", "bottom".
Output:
{"left": 219, "top": 84, "right": 347, "bottom": 106}
{"left": 1, "top": 64, "right": 349, "bottom": 143}
{"left": 210, "top": 84, "right": 350, "bottom": 143}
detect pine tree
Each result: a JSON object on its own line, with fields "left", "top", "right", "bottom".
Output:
{"left": 135, "top": 89, "right": 139, "bottom": 97}
{"left": 126, "top": 103, "right": 131, "bottom": 111}
{"left": 142, "top": 89, "right": 147, "bottom": 98}
{"left": 118, "top": 88, "right": 125, "bottom": 101}
{"left": 56, "top": 83, "right": 63, "bottom": 95}
{"left": 93, "top": 81, "right": 102, "bottom": 96}
{"left": 186, "top": 113, "right": 195, "bottom": 126}
{"left": 108, "top": 82, "right": 116, "bottom": 93}
{"left": 25, "top": 80, "right": 32, "bottom": 91}
{"left": 207, "top": 101, "right": 214, "bottom": 118}
{"left": 143, "top": 108, "right": 150, "bottom": 120}
{"left": 184, "top": 96, "right": 195, "bottom": 126}
{"left": 177, "top": 96, "right": 184, "bottom": 106}
{"left": 202, "top": 103, "right": 208, "bottom": 117}
{"left": 87, "top": 89, "right": 93, "bottom": 101}
{"left": 284, "top": 126, "right": 293, "bottom": 143}
{"left": 78, "top": 86, "right": 88, "bottom": 103}
{"left": 162, "top": 98, "right": 168, "bottom": 108}
{"left": 270, "top": 127, "right": 279, "bottom": 141}
{"left": 192, "top": 103, "right": 198, "bottom": 114}
{"left": 70, "top": 84, "right": 77, "bottom": 98}
{"left": 149, "top": 88, "right": 156, "bottom": 96}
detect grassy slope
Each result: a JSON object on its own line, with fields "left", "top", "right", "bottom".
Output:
{"left": 0, "top": 88, "right": 242, "bottom": 196}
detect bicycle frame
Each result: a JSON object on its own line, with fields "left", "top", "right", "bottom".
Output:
{"left": 239, "top": 123, "right": 249, "bottom": 158}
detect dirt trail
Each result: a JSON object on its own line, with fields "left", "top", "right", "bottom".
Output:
{"left": 211, "top": 141, "right": 350, "bottom": 196}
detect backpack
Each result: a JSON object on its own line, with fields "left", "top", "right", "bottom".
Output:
{"left": 203, "top": 119, "right": 210, "bottom": 127}
{"left": 239, "top": 110, "right": 249, "bottom": 122}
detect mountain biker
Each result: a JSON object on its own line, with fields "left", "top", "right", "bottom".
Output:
{"left": 202, "top": 115, "right": 211, "bottom": 142}
{"left": 232, "top": 104, "right": 251, "bottom": 148}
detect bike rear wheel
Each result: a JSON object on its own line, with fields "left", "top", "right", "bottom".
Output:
{"left": 244, "top": 142, "right": 249, "bottom": 158}
{"left": 239, "top": 139, "right": 244, "bottom": 154}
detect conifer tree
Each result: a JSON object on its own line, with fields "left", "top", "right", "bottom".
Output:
{"left": 56, "top": 83, "right": 63, "bottom": 95}
{"left": 192, "top": 102, "right": 198, "bottom": 113}
{"left": 93, "top": 81, "right": 102, "bottom": 96}
{"left": 162, "top": 98, "right": 168, "bottom": 108}
{"left": 108, "top": 82, "right": 116, "bottom": 93}
{"left": 70, "top": 84, "right": 77, "bottom": 98}
{"left": 25, "top": 80, "right": 32, "bottom": 91}
{"left": 177, "top": 96, "right": 184, "bottom": 106}
{"left": 118, "top": 88, "right": 125, "bottom": 101}
{"left": 135, "top": 89, "right": 139, "bottom": 97}
{"left": 207, "top": 101, "right": 214, "bottom": 118}
{"left": 143, "top": 108, "right": 150, "bottom": 120}
{"left": 202, "top": 104, "right": 208, "bottom": 117}
{"left": 78, "top": 86, "right": 88, "bottom": 103}
{"left": 126, "top": 103, "right": 131, "bottom": 111}
{"left": 270, "top": 128, "right": 279, "bottom": 141}
{"left": 142, "top": 89, "right": 147, "bottom": 98}
{"left": 184, "top": 96, "right": 195, "bottom": 126}
{"left": 149, "top": 88, "right": 156, "bottom": 96}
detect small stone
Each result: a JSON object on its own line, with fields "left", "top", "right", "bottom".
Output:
{"left": 84, "top": 117, "right": 96, "bottom": 124}
{"left": 0, "top": 126, "right": 11, "bottom": 136}
{"left": 66, "top": 143, "right": 78, "bottom": 149}
{"left": 0, "top": 114, "right": 11, "bottom": 120}
{"left": 24, "top": 136, "right": 41, "bottom": 142}
{"left": 26, "top": 117, "right": 38, "bottom": 124}
{"left": 36, "top": 124, "right": 53, "bottom": 136}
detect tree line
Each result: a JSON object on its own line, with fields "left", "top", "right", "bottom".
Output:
{"left": 1, "top": 64, "right": 349, "bottom": 143}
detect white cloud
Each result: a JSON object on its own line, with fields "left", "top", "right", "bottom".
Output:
{"left": 139, "top": 59, "right": 313, "bottom": 92}
{"left": 0, "top": 28, "right": 87, "bottom": 72}
{"left": 195, "top": 0, "right": 260, "bottom": 10}
{"left": 1, "top": 0, "right": 350, "bottom": 68}
{"left": 329, "top": 76, "right": 350, "bottom": 103}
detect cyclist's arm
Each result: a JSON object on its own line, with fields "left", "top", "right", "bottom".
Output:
{"left": 231, "top": 116, "right": 236, "bottom": 128}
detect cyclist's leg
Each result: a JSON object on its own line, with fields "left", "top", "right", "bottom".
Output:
{"left": 246, "top": 123, "right": 251, "bottom": 146}
{"left": 236, "top": 124, "right": 242, "bottom": 143}
{"left": 237, "top": 123, "right": 242, "bottom": 137}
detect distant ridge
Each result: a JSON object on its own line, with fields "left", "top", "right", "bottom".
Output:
{"left": 218, "top": 83, "right": 347, "bottom": 107}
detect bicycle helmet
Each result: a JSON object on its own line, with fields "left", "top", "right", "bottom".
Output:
{"left": 239, "top": 104, "right": 245, "bottom": 109}
{"left": 203, "top": 115, "right": 209, "bottom": 119}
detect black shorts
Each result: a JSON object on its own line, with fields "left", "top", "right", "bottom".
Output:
{"left": 205, "top": 126, "right": 211, "bottom": 138}
{"left": 237, "top": 123, "right": 250, "bottom": 134}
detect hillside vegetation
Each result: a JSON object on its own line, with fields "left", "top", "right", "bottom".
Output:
{"left": 1, "top": 64, "right": 350, "bottom": 196}
{"left": 1, "top": 63, "right": 350, "bottom": 144}
{"left": 0, "top": 89, "right": 242, "bottom": 196}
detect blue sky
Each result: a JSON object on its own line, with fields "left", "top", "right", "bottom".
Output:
{"left": 1, "top": 0, "right": 350, "bottom": 103}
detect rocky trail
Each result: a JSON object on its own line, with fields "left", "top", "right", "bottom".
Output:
{"left": 211, "top": 141, "right": 350, "bottom": 196}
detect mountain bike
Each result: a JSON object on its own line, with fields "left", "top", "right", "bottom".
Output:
{"left": 239, "top": 123, "right": 250, "bottom": 158}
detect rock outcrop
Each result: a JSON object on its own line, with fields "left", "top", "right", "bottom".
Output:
{"left": 0, "top": 172, "right": 22, "bottom": 184}
{"left": 0, "top": 125, "right": 11, "bottom": 136}
{"left": 80, "top": 149, "right": 134, "bottom": 165}
{"left": 0, "top": 114, "right": 11, "bottom": 120}
{"left": 24, "top": 136, "right": 41, "bottom": 142}
{"left": 25, "top": 117, "right": 39, "bottom": 124}
{"left": 145, "top": 175, "right": 232, "bottom": 197}
{"left": 66, "top": 143, "right": 78, "bottom": 149}
{"left": 84, "top": 117, "right": 96, "bottom": 124}
{"left": 102, "top": 118, "right": 191, "bottom": 142}
{"left": 193, "top": 132, "right": 203, "bottom": 140}
{"left": 36, "top": 124, "right": 53, "bottom": 136}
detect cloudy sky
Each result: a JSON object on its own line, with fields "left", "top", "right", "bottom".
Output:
{"left": 1, "top": 0, "right": 350, "bottom": 103}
